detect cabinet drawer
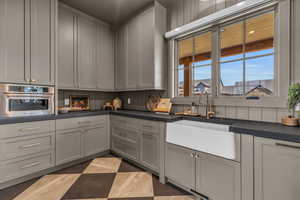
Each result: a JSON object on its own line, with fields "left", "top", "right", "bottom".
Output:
{"left": 141, "top": 120, "right": 160, "bottom": 133}
{"left": 111, "top": 115, "right": 140, "bottom": 130}
{"left": 111, "top": 136, "right": 138, "bottom": 161}
{"left": 0, "top": 133, "right": 54, "bottom": 161}
{"left": 111, "top": 126, "right": 139, "bottom": 143}
{"left": 56, "top": 115, "right": 107, "bottom": 130}
{"left": 0, "top": 152, "right": 54, "bottom": 183}
{"left": 0, "top": 120, "right": 55, "bottom": 139}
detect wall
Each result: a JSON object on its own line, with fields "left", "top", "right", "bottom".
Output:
{"left": 119, "top": 0, "right": 296, "bottom": 122}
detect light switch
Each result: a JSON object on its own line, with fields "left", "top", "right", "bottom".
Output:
{"left": 128, "top": 98, "right": 131, "bottom": 105}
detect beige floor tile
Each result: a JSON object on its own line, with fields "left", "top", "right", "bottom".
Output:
{"left": 154, "top": 196, "right": 197, "bottom": 200}
{"left": 13, "top": 174, "right": 80, "bottom": 200}
{"left": 83, "top": 157, "right": 122, "bottom": 174}
{"left": 109, "top": 172, "right": 154, "bottom": 198}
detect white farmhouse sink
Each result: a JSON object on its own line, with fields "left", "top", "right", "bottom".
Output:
{"left": 166, "top": 120, "right": 236, "bottom": 160}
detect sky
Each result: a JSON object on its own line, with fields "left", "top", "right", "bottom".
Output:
{"left": 178, "top": 49, "right": 274, "bottom": 86}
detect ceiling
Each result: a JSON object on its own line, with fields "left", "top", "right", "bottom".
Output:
{"left": 59, "top": 0, "right": 156, "bottom": 27}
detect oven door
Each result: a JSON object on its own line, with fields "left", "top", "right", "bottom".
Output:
{"left": 3, "top": 95, "right": 54, "bottom": 117}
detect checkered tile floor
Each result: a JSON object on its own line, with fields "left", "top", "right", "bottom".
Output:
{"left": 0, "top": 156, "right": 195, "bottom": 200}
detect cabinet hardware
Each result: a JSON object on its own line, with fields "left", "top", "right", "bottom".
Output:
{"left": 31, "top": 79, "right": 37, "bottom": 83}
{"left": 195, "top": 154, "right": 200, "bottom": 158}
{"left": 276, "top": 143, "right": 300, "bottom": 150}
{"left": 190, "top": 189, "right": 209, "bottom": 200}
{"left": 190, "top": 153, "right": 195, "bottom": 158}
{"left": 19, "top": 143, "right": 41, "bottom": 149}
{"left": 25, "top": 78, "right": 30, "bottom": 82}
{"left": 20, "top": 161, "right": 41, "bottom": 169}
{"left": 19, "top": 127, "right": 41, "bottom": 132}
{"left": 78, "top": 121, "right": 91, "bottom": 125}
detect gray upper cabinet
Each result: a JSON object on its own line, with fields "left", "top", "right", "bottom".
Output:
{"left": 0, "top": 0, "right": 26, "bottom": 83}
{"left": 96, "top": 24, "right": 115, "bottom": 90}
{"left": 30, "top": 0, "right": 55, "bottom": 85}
{"left": 58, "top": 5, "right": 77, "bottom": 89}
{"left": 77, "top": 16, "right": 97, "bottom": 89}
{"left": 58, "top": 3, "right": 115, "bottom": 91}
{"left": 254, "top": 137, "right": 300, "bottom": 200}
{"left": 115, "top": 2, "right": 167, "bottom": 91}
{"left": 116, "top": 25, "right": 128, "bottom": 90}
{"left": 0, "top": 0, "right": 55, "bottom": 85}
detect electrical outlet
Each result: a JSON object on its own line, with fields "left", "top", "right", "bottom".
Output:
{"left": 64, "top": 98, "right": 70, "bottom": 106}
{"left": 128, "top": 98, "right": 131, "bottom": 105}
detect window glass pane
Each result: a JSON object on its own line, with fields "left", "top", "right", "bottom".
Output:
{"left": 245, "top": 55, "right": 274, "bottom": 96}
{"left": 194, "top": 32, "right": 212, "bottom": 65}
{"left": 220, "top": 61, "right": 243, "bottom": 96}
{"left": 220, "top": 22, "right": 243, "bottom": 62}
{"left": 245, "top": 12, "right": 274, "bottom": 58}
{"left": 177, "top": 38, "right": 193, "bottom": 96}
{"left": 193, "top": 65, "right": 212, "bottom": 95}
{"left": 177, "top": 69, "right": 184, "bottom": 96}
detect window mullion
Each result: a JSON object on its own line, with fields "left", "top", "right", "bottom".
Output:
{"left": 243, "top": 20, "right": 246, "bottom": 95}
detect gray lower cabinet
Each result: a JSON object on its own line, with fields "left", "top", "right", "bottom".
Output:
{"left": 254, "top": 137, "right": 300, "bottom": 200}
{"left": 56, "top": 129, "right": 82, "bottom": 165}
{"left": 0, "top": 121, "right": 55, "bottom": 183}
{"left": 140, "top": 130, "right": 160, "bottom": 171}
{"left": 56, "top": 116, "right": 109, "bottom": 165}
{"left": 196, "top": 152, "right": 241, "bottom": 200}
{"left": 166, "top": 142, "right": 241, "bottom": 200}
{"left": 0, "top": 0, "right": 55, "bottom": 85}
{"left": 165, "top": 143, "right": 196, "bottom": 189}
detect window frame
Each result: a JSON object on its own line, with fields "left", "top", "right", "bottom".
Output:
{"left": 171, "top": 0, "right": 290, "bottom": 108}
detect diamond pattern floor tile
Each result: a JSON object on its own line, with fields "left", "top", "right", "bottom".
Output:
{"left": 83, "top": 158, "right": 122, "bottom": 174}
{"left": 118, "top": 160, "right": 144, "bottom": 173}
{"left": 152, "top": 176, "right": 190, "bottom": 197}
{"left": 109, "top": 172, "right": 154, "bottom": 198}
{"left": 62, "top": 173, "right": 116, "bottom": 199}
{"left": 52, "top": 160, "right": 93, "bottom": 174}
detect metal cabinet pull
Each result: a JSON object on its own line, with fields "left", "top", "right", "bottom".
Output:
{"left": 276, "top": 143, "right": 300, "bottom": 150}
{"left": 78, "top": 121, "right": 91, "bottom": 125}
{"left": 19, "top": 127, "right": 41, "bottom": 132}
{"left": 20, "top": 161, "right": 41, "bottom": 169}
{"left": 19, "top": 143, "right": 41, "bottom": 149}
{"left": 190, "top": 153, "right": 195, "bottom": 158}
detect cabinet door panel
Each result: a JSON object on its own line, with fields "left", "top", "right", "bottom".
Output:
{"left": 83, "top": 126, "right": 108, "bottom": 157}
{"left": 30, "top": 0, "right": 53, "bottom": 85}
{"left": 0, "top": 0, "right": 26, "bottom": 83}
{"left": 127, "top": 18, "right": 139, "bottom": 89}
{"left": 111, "top": 136, "right": 138, "bottom": 161}
{"left": 58, "top": 6, "right": 76, "bottom": 89}
{"left": 96, "top": 24, "right": 114, "bottom": 90}
{"left": 254, "top": 138, "right": 300, "bottom": 200}
{"left": 116, "top": 26, "right": 127, "bottom": 90}
{"left": 56, "top": 129, "right": 82, "bottom": 165}
{"left": 196, "top": 153, "right": 241, "bottom": 200}
{"left": 165, "top": 143, "right": 195, "bottom": 189}
{"left": 139, "top": 8, "right": 154, "bottom": 89}
{"left": 141, "top": 131, "right": 159, "bottom": 172}
{"left": 78, "top": 16, "right": 97, "bottom": 89}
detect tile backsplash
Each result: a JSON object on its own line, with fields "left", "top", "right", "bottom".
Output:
{"left": 58, "top": 90, "right": 117, "bottom": 110}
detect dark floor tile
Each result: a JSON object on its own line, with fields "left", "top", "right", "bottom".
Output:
{"left": 52, "top": 160, "right": 92, "bottom": 174}
{"left": 152, "top": 176, "right": 190, "bottom": 196}
{"left": 118, "top": 160, "right": 144, "bottom": 173}
{"left": 62, "top": 173, "right": 116, "bottom": 199}
{"left": 0, "top": 178, "right": 39, "bottom": 200}
{"left": 109, "top": 198, "right": 154, "bottom": 200}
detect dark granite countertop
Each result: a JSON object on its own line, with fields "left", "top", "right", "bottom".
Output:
{"left": 0, "top": 110, "right": 299, "bottom": 143}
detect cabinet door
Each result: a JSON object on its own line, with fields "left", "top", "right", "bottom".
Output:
{"left": 196, "top": 152, "right": 241, "bottom": 200}
{"left": 0, "top": 0, "right": 27, "bottom": 83}
{"left": 165, "top": 143, "right": 196, "bottom": 189}
{"left": 116, "top": 26, "right": 128, "bottom": 90}
{"left": 77, "top": 16, "right": 97, "bottom": 89}
{"left": 254, "top": 137, "right": 300, "bottom": 200}
{"left": 30, "top": 0, "right": 54, "bottom": 85}
{"left": 96, "top": 24, "right": 115, "bottom": 90}
{"left": 139, "top": 8, "right": 155, "bottom": 89}
{"left": 140, "top": 130, "right": 159, "bottom": 172}
{"left": 111, "top": 135, "right": 139, "bottom": 161}
{"left": 127, "top": 18, "right": 140, "bottom": 89}
{"left": 56, "top": 129, "right": 82, "bottom": 165}
{"left": 83, "top": 126, "right": 109, "bottom": 157}
{"left": 58, "top": 5, "right": 76, "bottom": 89}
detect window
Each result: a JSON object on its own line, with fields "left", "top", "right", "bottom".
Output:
{"left": 219, "top": 12, "right": 275, "bottom": 96}
{"left": 175, "top": 11, "right": 276, "bottom": 98}
{"left": 176, "top": 32, "right": 212, "bottom": 97}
